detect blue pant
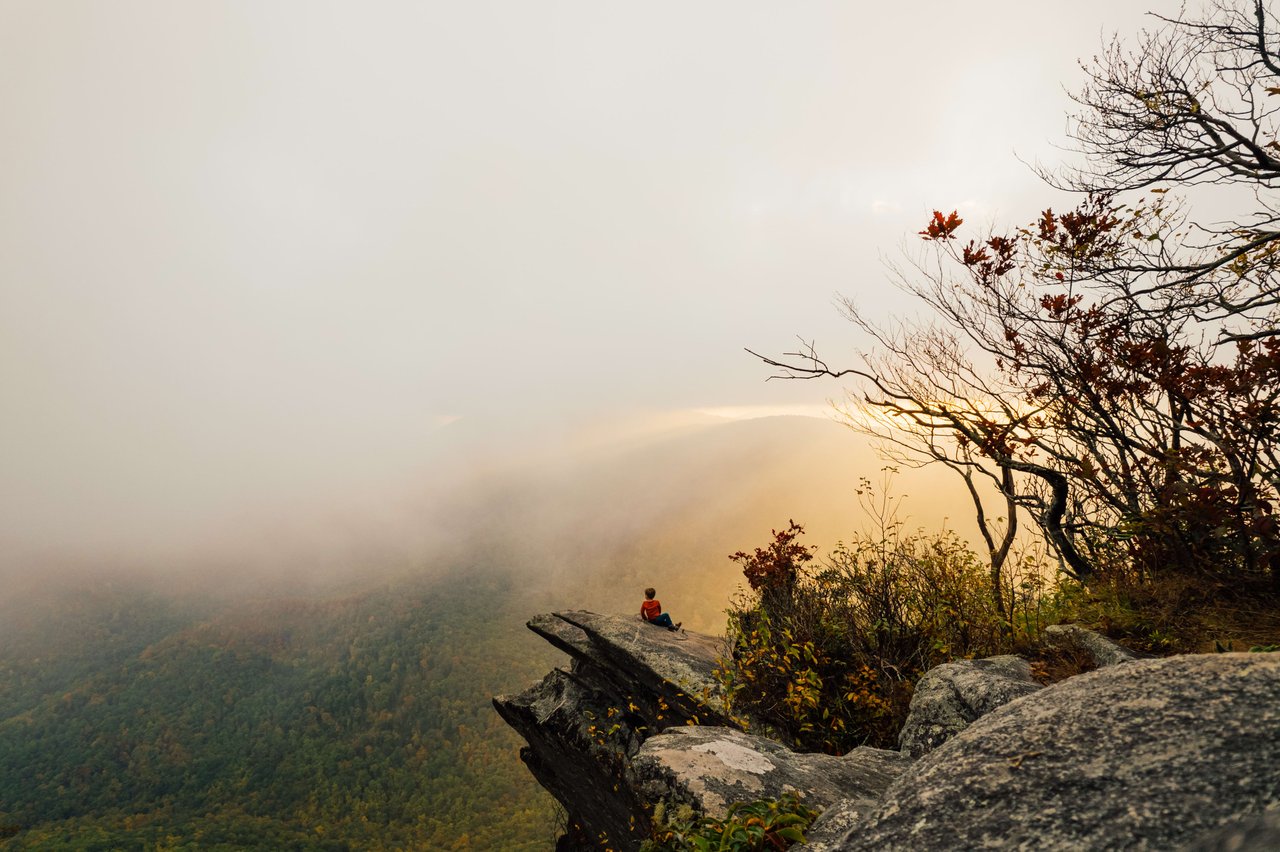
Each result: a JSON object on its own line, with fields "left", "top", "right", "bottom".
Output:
{"left": 648, "top": 612, "right": 674, "bottom": 628}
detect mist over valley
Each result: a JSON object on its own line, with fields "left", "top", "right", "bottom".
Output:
{"left": 0, "top": 413, "right": 967, "bottom": 847}
{"left": 0, "top": 1, "right": 1193, "bottom": 846}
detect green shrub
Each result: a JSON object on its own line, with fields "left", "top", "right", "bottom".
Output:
{"left": 719, "top": 522, "right": 1051, "bottom": 752}
{"left": 641, "top": 793, "right": 819, "bottom": 852}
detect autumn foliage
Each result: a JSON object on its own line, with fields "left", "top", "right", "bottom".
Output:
{"left": 916, "top": 197, "right": 1280, "bottom": 591}
{"left": 918, "top": 209, "right": 963, "bottom": 240}
{"left": 729, "top": 521, "right": 815, "bottom": 597}
{"left": 719, "top": 519, "right": 1047, "bottom": 753}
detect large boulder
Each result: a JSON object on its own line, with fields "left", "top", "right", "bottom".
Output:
{"left": 834, "top": 653, "right": 1280, "bottom": 851}
{"left": 897, "top": 654, "right": 1042, "bottom": 758}
{"left": 633, "top": 726, "right": 906, "bottom": 820}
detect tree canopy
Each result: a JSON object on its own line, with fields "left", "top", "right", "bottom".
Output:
{"left": 755, "top": 1, "right": 1280, "bottom": 599}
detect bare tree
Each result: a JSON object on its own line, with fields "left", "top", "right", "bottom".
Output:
{"left": 755, "top": 191, "right": 1280, "bottom": 590}
{"left": 756, "top": 4, "right": 1280, "bottom": 592}
{"left": 751, "top": 321, "right": 1096, "bottom": 586}
{"left": 1054, "top": 0, "right": 1280, "bottom": 335}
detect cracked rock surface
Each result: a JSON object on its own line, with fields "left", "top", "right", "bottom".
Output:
{"left": 837, "top": 654, "right": 1280, "bottom": 851}
{"left": 896, "top": 654, "right": 1042, "bottom": 758}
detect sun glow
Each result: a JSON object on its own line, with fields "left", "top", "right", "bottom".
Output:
{"left": 693, "top": 404, "right": 836, "bottom": 421}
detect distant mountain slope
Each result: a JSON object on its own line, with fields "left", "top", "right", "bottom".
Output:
{"left": 0, "top": 572, "right": 557, "bottom": 850}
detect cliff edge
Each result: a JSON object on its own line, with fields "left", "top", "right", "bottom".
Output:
{"left": 492, "top": 612, "right": 737, "bottom": 849}
{"left": 497, "top": 614, "right": 1280, "bottom": 851}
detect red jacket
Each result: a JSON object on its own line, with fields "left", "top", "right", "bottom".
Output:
{"left": 640, "top": 599, "right": 661, "bottom": 621}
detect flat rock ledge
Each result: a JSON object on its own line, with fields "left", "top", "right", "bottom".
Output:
{"left": 633, "top": 726, "right": 907, "bottom": 821}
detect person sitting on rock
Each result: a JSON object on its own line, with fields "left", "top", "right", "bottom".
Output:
{"left": 640, "top": 587, "right": 681, "bottom": 632}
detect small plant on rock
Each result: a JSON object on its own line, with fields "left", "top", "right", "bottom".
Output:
{"left": 640, "top": 793, "right": 819, "bottom": 851}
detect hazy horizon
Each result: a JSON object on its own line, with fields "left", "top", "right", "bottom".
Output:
{"left": 2, "top": 2, "right": 1154, "bottom": 584}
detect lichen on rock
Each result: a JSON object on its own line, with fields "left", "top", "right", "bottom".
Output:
{"left": 896, "top": 654, "right": 1043, "bottom": 758}
{"left": 633, "top": 726, "right": 905, "bottom": 820}
{"left": 838, "top": 653, "right": 1280, "bottom": 851}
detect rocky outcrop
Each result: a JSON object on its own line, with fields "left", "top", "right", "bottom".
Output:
{"left": 1043, "top": 622, "right": 1140, "bottom": 667}
{"left": 896, "top": 655, "right": 1042, "bottom": 758}
{"left": 498, "top": 616, "right": 1280, "bottom": 851}
{"left": 633, "top": 726, "right": 906, "bottom": 820}
{"left": 544, "top": 611, "right": 734, "bottom": 728}
{"left": 831, "top": 653, "right": 1280, "bottom": 851}
{"left": 492, "top": 667, "right": 644, "bottom": 848}
{"left": 492, "top": 612, "right": 736, "bottom": 850}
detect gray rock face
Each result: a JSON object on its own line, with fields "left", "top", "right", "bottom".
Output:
{"left": 554, "top": 610, "right": 733, "bottom": 727}
{"left": 897, "top": 654, "right": 1042, "bottom": 758}
{"left": 801, "top": 798, "right": 878, "bottom": 851}
{"left": 493, "top": 612, "right": 737, "bottom": 850}
{"left": 1180, "top": 810, "right": 1280, "bottom": 851}
{"left": 500, "top": 611, "right": 1280, "bottom": 852}
{"left": 492, "top": 668, "right": 644, "bottom": 849}
{"left": 1044, "top": 622, "right": 1139, "bottom": 667}
{"left": 837, "top": 654, "right": 1280, "bottom": 851}
{"left": 633, "top": 726, "right": 906, "bottom": 820}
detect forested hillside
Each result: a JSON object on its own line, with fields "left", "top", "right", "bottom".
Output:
{"left": 0, "top": 571, "right": 558, "bottom": 850}
{"left": 0, "top": 414, "right": 908, "bottom": 849}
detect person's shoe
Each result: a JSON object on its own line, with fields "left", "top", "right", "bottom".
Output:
{"left": 669, "top": 622, "right": 682, "bottom": 632}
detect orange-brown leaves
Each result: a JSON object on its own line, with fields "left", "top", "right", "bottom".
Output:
{"left": 961, "top": 235, "right": 1018, "bottom": 285}
{"left": 729, "top": 521, "right": 815, "bottom": 594}
{"left": 1035, "top": 196, "right": 1122, "bottom": 262}
{"left": 920, "top": 210, "right": 963, "bottom": 240}
{"left": 1039, "top": 293, "right": 1084, "bottom": 318}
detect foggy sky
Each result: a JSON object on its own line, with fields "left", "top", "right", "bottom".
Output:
{"left": 1, "top": 2, "right": 1156, "bottom": 575}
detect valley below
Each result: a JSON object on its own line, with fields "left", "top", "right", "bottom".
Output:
{"left": 0, "top": 415, "right": 920, "bottom": 849}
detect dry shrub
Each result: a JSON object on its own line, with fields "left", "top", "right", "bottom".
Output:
{"left": 1056, "top": 568, "right": 1280, "bottom": 654}
{"left": 719, "top": 523, "right": 1048, "bottom": 753}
